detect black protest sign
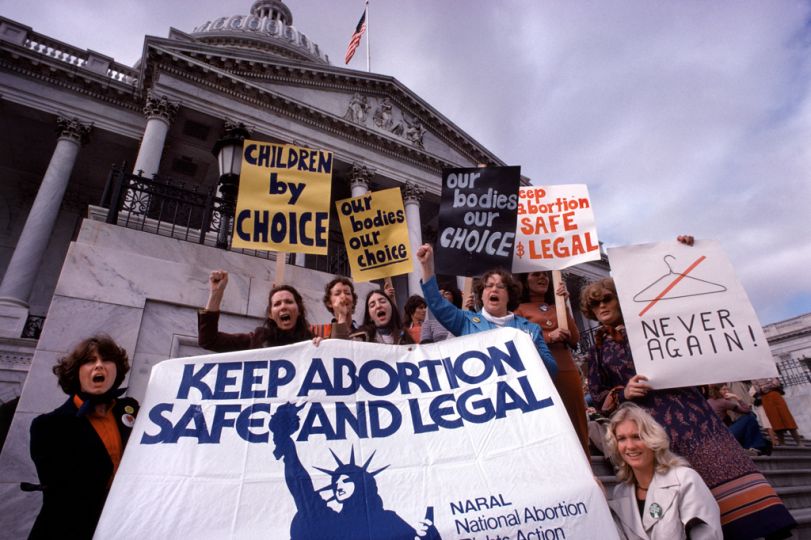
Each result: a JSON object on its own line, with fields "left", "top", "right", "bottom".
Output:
{"left": 435, "top": 166, "right": 520, "bottom": 276}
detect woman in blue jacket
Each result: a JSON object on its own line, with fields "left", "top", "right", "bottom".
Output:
{"left": 416, "top": 244, "right": 557, "bottom": 378}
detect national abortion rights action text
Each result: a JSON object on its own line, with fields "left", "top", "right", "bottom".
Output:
{"left": 512, "top": 184, "right": 601, "bottom": 273}
{"left": 435, "top": 166, "right": 520, "bottom": 276}
{"left": 95, "top": 329, "right": 617, "bottom": 540}
{"left": 336, "top": 187, "right": 412, "bottom": 282}
{"left": 232, "top": 141, "right": 333, "bottom": 254}
{"left": 608, "top": 239, "right": 778, "bottom": 389}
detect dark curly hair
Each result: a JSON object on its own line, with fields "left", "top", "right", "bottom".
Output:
{"left": 53, "top": 334, "right": 130, "bottom": 395}
{"left": 579, "top": 277, "right": 619, "bottom": 321}
{"left": 439, "top": 285, "right": 463, "bottom": 309}
{"left": 322, "top": 276, "right": 357, "bottom": 316}
{"left": 403, "top": 295, "right": 427, "bottom": 326}
{"left": 475, "top": 269, "right": 523, "bottom": 312}
{"left": 263, "top": 284, "right": 313, "bottom": 345}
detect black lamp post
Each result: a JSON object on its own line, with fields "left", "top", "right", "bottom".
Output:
{"left": 212, "top": 121, "right": 251, "bottom": 248}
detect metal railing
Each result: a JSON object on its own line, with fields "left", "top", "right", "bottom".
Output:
{"left": 99, "top": 167, "right": 350, "bottom": 275}
{"left": 575, "top": 326, "right": 599, "bottom": 357}
{"left": 777, "top": 356, "right": 811, "bottom": 388}
{"left": 22, "top": 33, "right": 138, "bottom": 85}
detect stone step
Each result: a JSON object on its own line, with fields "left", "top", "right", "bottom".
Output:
{"left": 777, "top": 486, "right": 811, "bottom": 510}
{"left": 773, "top": 444, "right": 811, "bottom": 457}
{"left": 590, "top": 456, "right": 614, "bottom": 476}
{"left": 765, "top": 470, "right": 811, "bottom": 488}
{"left": 790, "top": 507, "right": 811, "bottom": 539}
{"left": 754, "top": 455, "right": 811, "bottom": 472}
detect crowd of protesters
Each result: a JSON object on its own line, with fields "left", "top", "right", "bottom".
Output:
{"left": 26, "top": 236, "right": 802, "bottom": 539}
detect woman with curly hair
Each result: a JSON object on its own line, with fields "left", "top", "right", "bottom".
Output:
{"left": 29, "top": 334, "right": 139, "bottom": 539}
{"left": 198, "top": 269, "right": 313, "bottom": 352}
{"left": 581, "top": 275, "right": 795, "bottom": 539}
{"left": 516, "top": 271, "right": 588, "bottom": 455}
{"left": 415, "top": 244, "right": 556, "bottom": 377}
{"left": 605, "top": 403, "right": 721, "bottom": 540}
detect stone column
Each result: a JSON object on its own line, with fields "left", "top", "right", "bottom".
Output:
{"left": 403, "top": 182, "right": 424, "bottom": 296}
{"left": 132, "top": 92, "right": 179, "bottom": 177}
{"left": 0, "top": 117, "right": 91, "bottom": 337}
{"left": 349, "top": 162, "right": 374, "bottom": 198}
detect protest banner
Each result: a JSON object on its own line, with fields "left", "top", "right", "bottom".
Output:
{"left": 608, "top": 239, "right": 778, "bottom": 389}
{"left": 435, "top": 166, "right": 521, "bottom": 276}
{"left": 96, "top": 329, "right": 616, "bottom": 540}
{"left": 232, "top": 141, "right": 333, "bottom": 254}
{"left": 336, "top": 188, "right": 412, "bottom": 282}
{"left": 512, "top": 184, "right": 600, "bottom": 273}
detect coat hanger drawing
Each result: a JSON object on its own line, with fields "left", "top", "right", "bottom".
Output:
{"left": 632, "top": 254, "right": 726, "bottom": 303}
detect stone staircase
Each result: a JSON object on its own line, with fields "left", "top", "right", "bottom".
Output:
{"left": 591, "top": 440, "right": 811, "bottom": 539}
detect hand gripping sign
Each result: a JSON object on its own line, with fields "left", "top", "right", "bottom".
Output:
{"left": 512, "top": 184, "right": 600, "bottom": 273}
{"left": 608, "top": 239, "right": 778, "bottom": 389}
{"left": 232, "top": 141, "right": 333, "bottom": 254}
{"left": 336, "top": 188, "right": 412, "bottom": 282}
{"left": 96, "top": 329, "right": 617, "bottom": 540}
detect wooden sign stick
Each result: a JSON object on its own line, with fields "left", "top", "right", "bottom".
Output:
{"left": 463, "top": 277, "right": 474, "bottom": 311}
{"left": 383, "top": 276, "right": 398, "bottom": 306}
{"left": 552, "top": 270, "right": 568, "bottom": 331}
{"left": 275, "top": 252, "right": 287, "bottom": 286}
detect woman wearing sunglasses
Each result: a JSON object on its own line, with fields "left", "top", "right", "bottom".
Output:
{"left": 581, "top": 261, "right": 795, "bottom": 538}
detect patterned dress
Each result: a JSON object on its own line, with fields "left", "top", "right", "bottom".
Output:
{"left": 588, "top": 326, "right": 795, "bottom": 539}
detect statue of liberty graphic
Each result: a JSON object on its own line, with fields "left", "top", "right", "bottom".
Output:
{"left": 269, "top": 403, "right": 441, "bottom": 540}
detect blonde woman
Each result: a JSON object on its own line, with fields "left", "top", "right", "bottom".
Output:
{"left": 605, "top": 403, "right": 721, "bottom": 540}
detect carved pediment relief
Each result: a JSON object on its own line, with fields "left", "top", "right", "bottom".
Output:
{"left": 145, "top": 41, "right": 493, "bottom": 167}
{"left": 344, "top": 93, "right": 426, "bottom": 149}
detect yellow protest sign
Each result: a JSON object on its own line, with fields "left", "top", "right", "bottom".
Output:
{"left": 336, "top": 188, "right": 412, "bottom": 282}
{"left": 232, "top": 141, "right": 332, "bottom": 254}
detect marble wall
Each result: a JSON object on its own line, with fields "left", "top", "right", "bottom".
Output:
{"left": 0, "top": 216, "right": 374, "bottom": 538}
{"left": 765, "top": 312, "right": 811, "bottom": 437}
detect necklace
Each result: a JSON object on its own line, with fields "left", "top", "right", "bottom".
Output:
{"left": 538, "top": 303, "right": 550, "bottom": 312}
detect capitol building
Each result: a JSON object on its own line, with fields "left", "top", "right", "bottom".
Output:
{"left": 0, "top": 1, "right": 611, "bottom": 535}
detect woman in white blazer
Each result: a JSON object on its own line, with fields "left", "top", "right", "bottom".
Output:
{"left": 605, "top": 403, "right": 722, "bottom": 540}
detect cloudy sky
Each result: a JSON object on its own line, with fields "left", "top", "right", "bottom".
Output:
{"left": 4, "top": 0, "right": 810, "bottom": 324}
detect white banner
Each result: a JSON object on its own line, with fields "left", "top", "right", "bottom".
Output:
{"left": 96, "top": 328, "right": 616, "bottom": 540}
{"left": 608, "top": 240, "right": 778, "bottom": 389}
{"left": 513, "top": 184, "right": 601, "bottom": 272}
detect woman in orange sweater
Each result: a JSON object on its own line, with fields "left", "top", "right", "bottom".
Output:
{"left": 516, "top": 271, "right": 589, "bottom": 456}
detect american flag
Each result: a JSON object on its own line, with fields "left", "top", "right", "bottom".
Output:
{"left": 344, "top": 9, "right": 367, "bottom": 64}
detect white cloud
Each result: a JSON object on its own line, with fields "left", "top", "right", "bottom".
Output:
{"left": 4, "top": 0, "right": 810, "bottom": 323}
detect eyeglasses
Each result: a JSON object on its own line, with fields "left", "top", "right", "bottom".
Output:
{"left": 589, "top": 294, "right": 615, "bottom": 308}
{"left": 483, "top": 282, "right": 507, "bottom": 290}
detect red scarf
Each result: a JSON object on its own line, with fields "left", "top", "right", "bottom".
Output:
{"left": 595, "top": 324, "right": 626, "bottom": 348}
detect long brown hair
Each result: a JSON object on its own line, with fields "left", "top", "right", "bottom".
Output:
{"left": 262, "top": 284, "right": 313, "bottom": 345}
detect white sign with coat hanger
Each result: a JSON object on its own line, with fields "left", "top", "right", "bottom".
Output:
{"left": 608, "top": 239, "right": 778, "bottom": 389}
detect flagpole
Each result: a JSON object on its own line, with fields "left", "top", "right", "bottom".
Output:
{"left": 365, "top": 0, "right": 371, "bottom": 72}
